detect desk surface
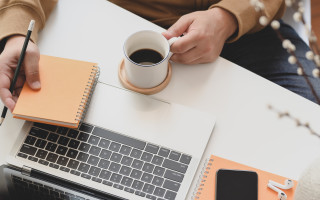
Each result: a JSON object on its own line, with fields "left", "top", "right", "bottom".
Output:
{"left": 1, "top": 0, "right": 320, "bottom": 199}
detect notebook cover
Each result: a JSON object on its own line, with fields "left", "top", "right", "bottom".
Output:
{"left": 12, "top": 55, "right": 98, "bottom": 128}
{"left": 194, "top": 155, "right": 297, "bottom": 200}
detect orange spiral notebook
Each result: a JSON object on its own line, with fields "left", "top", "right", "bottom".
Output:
{"left": 193, "top": 155, "right": 297, "bottom": 200}
{"left": 12, "top": 55, "right": 99, "bottom": 128}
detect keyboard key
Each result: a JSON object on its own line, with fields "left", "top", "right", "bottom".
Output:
{"left": 99, "top": 149, "right": 112, "bottom": 159}
{"left": 124, "top": 187, "right": 134, "bottom": 194}
{"left": 102, "top": 180, "right": 113, "bottom": 186}
{"left": 45, "top": 142, "right": 57, "bottom": 152}
{"left": 28, "top": 156, "right": 38, "bottom": 162}
{"left": 142, "top": 163, "right": 155, "bottom": 173}
{"left": 162, "top": 159, "right": 188, "bottom": 173}
{"left": 109, "top": 142, "right": 121, "bottom": 152}
{"left": 20, "top": 144, "right": 37, "bottom": 156}
{"left": 87, "top": 155, "right": 100, "bottom": 166}
{"left": 164, "top": 190, "right": 177, "bottom": 200}
{"left": 88, "top": 135, "right": 100, "bottom": 145}
{"left": 153, "top": 166, "right": 165, "bottom": 177}
{"left": 130, "top": 149, "right": 142, "bottom": 159}
{"left": 89, "top": 146, "right": 101, "bottom": 156}
{"left": 56, "top": 146, "right": 68, "bottom": 155}
{"left": 130, "top": 169, "right": 143, "bottom": 179}
{"left": 152, "top": 176, "right": 164, "bottom": 186}
{"left": 58, "top": 136, "right": 70, "bottom": 146}
{"left": 98, "top": 159, "right": 110, "bottom": 169}
{"left": 79, "top": 123, "right": 94, "bottom": 133}
{"left": 92, "top": 177, "right": 102, "bottom": 183}
{"left": 88, "top": 166, "right": 101, "bottom": 177}
{"left": 67, "top": 129, "right": 79, "bottom": 138}
{"left": 57, "top": 156, "right": 69, "bottom": 166}
{"left": 70, "top": 170, "right": 81, "bottom": 176}
{"left": 66, "top": 149, "right": 78, "bottom": 159}
{"left": 46, "top": 153, "right": 58, "bottom": 163}
{"left": 92, "top": 127, "right": 146, "bottom": 150}
{"left": 132, "top": 180, "right": 144, "bottom": 190}
{"left": 141, "top": 173, "right": 153, "bottom": 183}
{"left": 60, "top": 166, "right": 70, "bottom": 173}
{"left": 78, "top": 142, "right": 91, "bottom": 152}
{"left": 49, "top": 163, "right": 59, "bottom": 169}
{"left": 113, "top": 184, "right": 124, "bottom": 190}
{"left": 132, "top": 159, "right": 143, "bottom": 170}
{"left": 81, "top": 174, "right": 91, "bottom": 180}
{"left": 110, "top": 153, "right": 122, "bottom": 163}
{"left": 169, "top": 151, "right": 181, "bottom": 161}
{"left": 110, "top": 173, "right": 122, "bottom": 183}
{"left": 78, "top": 132, "right": 89, "bottom": 142}
{"left": 78, "top": 163, "right": 90, "bottom": 173}
{"left": 135, "top": 191, "right": 146, "bottom": 197}
{"left": 35, "top": 139, "right": 47, "bottom": 149}
{"left": 121, "top": 156, "right": 133, "bottom": 166}
{"left": 151, "top": 156, "right": 164, "bottom": 166}
{"left": 121, "top": 176, "right": 133, "bottom": 187}
{"left": 57, "top": 127, "right": 69, "bottom": 135}
{"left": 67, "top": 160, "right": 80, "bottom": 169}
{"left": 35, "top": 149, "right": 48, "bottom": 159}
{"left": 119, "top": 166, "right": 132, "bottom": 176}
{"left": 158, "top": 148, "right": 170, "bottom": 157}
{"left": 24, "top": 136, "right": 36, "bottom": 145}
{"left": 68, "top": 139, "right": 80, "bottom": 149}
{"left": 17, "top": 153, "right": 28, "bottom": 159}
{"left": 77, "top": 152, "right": 89, "bottom": 162}
{"left": 163, "top": 179, "right": 180, "bottom": 192}
{"left": 47, "top": 133, "right": 59, "bottom": 143}
{"left": 99, "top": 170, "right": 112, "bottom": 180}
{"left": 164, "top": 169, "right": 184, "bottom": 183}
{"left": 141, "top": 152, "right": 153, "bottom": 162}
{"left": 142, "top": 183, "right": 155, "bottom": 194}
{"left": 109, "top": 162, "right": 121, "bottom": 173}
{"left": 145, "top": 144, "right": 159, "bottom": 154}
{"left": 119, "top": 145, "right": 132, "bottom": 155}
{"left": 38, "top": 159, "right": 49, "bottom": 166}
{"left": 33, "top": 122, "right": 57, "bottom": 132}
{"left": 180, "top": 154, "right": 192, "bottom": 165}
{"left": 146, "top": 194, "right": 157, "bottom": 200}
{"left": 98, "top": 139, "right": 110, "bottom": 149}
{"left": 29, "top": 127, "right": 49, "bottom": 139}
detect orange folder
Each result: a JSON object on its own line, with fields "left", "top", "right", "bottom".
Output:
{"left": 194, "top": 155, "right": 297, "bottom": 200}
{"left": 12, "top": 55, "right": 99, "bottom": 128}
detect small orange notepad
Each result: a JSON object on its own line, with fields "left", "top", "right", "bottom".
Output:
{"left": 12, "top": 55, "right": 99, "bottom": 128}
{"left": 194, "top": 155, "right": 297, "bottom": 200}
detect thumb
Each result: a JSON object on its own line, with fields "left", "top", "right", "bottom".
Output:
{"left": 162, "top": 14, "right": 194, "bottom": 39}
{"left": 24, "top": 49, "right": 41, "bottom": 90}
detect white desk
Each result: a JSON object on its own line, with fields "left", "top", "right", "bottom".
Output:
{"left": 1, "top": 0, "right": 320, "bottom": 199}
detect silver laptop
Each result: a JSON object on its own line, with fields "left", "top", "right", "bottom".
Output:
{"left": 6, "top": 82, "right": 215, "bottom": 200}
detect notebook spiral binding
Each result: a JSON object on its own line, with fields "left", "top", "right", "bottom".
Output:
{"left": 75, "top": 65, "right": 100, "bottom": 124}
{"left": 191, "top": 157, "right": 214, "bottom": 200}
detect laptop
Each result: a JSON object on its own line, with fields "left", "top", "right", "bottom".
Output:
{"left": 5, "top": 82, "right": 215, "bottom": 200}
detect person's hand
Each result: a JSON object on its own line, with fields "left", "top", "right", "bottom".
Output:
{"left": 0, "top": 35, "right": 40, "bottom": 112}
{"left": 162, "top": 7, "right": 237, "bottom": 65}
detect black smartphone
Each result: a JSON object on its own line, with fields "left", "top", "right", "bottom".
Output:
{"left": 216, "top": 169, "right": 258, "bottom": 200}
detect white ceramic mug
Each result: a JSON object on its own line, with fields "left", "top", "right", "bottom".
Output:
{"left": 123, "top": 30, "right": 178, "bottom": 89}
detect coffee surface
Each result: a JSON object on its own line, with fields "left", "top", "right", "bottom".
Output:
{"left": 129, "top": 49, "right": 164, "bottom": 65}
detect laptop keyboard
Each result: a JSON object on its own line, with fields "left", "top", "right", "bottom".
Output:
{"left": 17, "top": 122, "right": 192, "bottom": 200}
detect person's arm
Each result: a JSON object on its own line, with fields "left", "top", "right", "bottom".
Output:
{"left": 162, "top": 0, "right": 285, "bottom": 64}
{"left": 0, "top": 0, "right": 57, "bottom": 112}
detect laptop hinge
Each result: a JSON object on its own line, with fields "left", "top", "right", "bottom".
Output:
{"left": 21, "top": 165, "right": 32, "bottom": 176}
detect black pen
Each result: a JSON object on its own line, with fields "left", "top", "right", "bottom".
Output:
{"left": 0, "top": 20, "right": 35, "bottom": 126}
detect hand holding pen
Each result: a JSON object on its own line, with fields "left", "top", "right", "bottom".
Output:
{"left": 0, "top": 20, "right": 40, "bottom": 125}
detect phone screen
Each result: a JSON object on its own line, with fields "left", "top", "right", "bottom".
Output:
{"left": 216, "top": 169, "right": 258, "bottom": 200}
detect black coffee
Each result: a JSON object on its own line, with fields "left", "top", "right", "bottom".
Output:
{"left": 129, "top": 48, "right": 164, "bottom": 65}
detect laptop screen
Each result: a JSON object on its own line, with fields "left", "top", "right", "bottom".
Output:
{"left": 0, "top": 165, "right": 123, "bottom": 200}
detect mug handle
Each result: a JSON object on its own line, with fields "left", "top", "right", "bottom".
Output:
{"left": 168, "top": 37, "right": 180, "bottom": 58}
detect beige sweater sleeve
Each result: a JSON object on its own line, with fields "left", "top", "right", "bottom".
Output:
{"left": 0, "top": 0, "right": 58, "bottom": 43}
{"left": 210, "top": 0, "right": 286, "bottom": 42}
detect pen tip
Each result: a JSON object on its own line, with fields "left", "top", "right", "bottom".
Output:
{"left": 28, "top": 20, "right": 35, "bottom": 31}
